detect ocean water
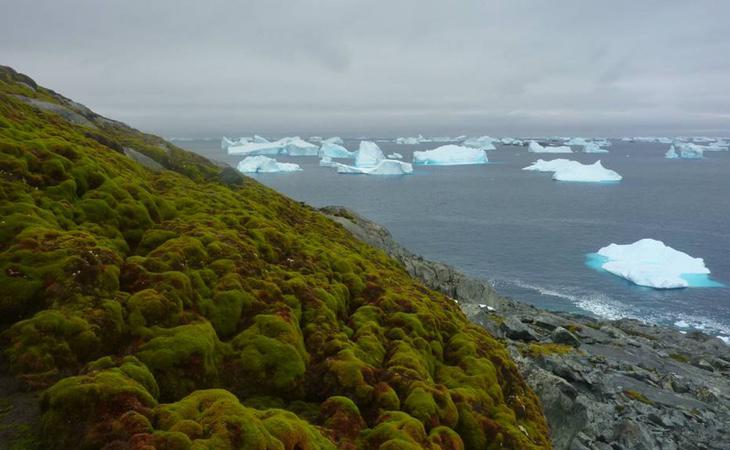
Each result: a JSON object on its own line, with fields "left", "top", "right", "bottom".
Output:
{"left": 179, "top": 138, "right": 730, "bottom": 341}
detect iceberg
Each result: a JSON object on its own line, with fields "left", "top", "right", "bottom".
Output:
{"left": 500, "top": 137, "right": 524, "bottom": 146}
{"left": 323, "top": 136, "right": 344, "bottom": 145}
{"left": 253, "top": 135, "right": 269, "bottom": 143}
{"left": 336, "top": 159, "right": 413, "bottom": 175}
{"left": 278, "top": 136, "right": 319, "bottom": 156}
{"left": 227, "top": 141, "right": 282, "bottom": 156}
{"left": 413, "top": 145, "right": 488, "bottom": 165}
{"left": 319, "top": 156, "right": 338, "bottom": 167}
{"left": 395, "top": 134, "right": 431, "bottom": 145}
{"left": 227, "top": 136, "right": 319, "bottom": 156}
{"left": 387, "top": 152, "right": 403, "bottom": 159}
{"left": 463, "top": 136, "right": 498, "bottom": 150}
{"left": 583, "top": 142, "right": 609, "bottom": 153}
{"left": 590, "top": 239, "right": 714, "bottom": 289}
{"left": 665, "top": 143, "right": 704, "bottom": 159}
{"left": 565, "top": 137, "right": 590, "bottom": 146}
{"left": 523, "top": 159, "right": 622, "bottom": 182}
{"left": 354, "top": 141, "right": 386, "bottom": 167}
{"left": 319, "top": 142, "right": 354, "bottom": 158}
{"left": 236, "top": 156, "right": 302, "bottom": 173}
{"left": 528, "top": 141, "right": 573, "bottom": 153}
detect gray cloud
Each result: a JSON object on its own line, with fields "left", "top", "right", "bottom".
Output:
{"left": 2, "top": 0, "right": 728, "bottom": 137}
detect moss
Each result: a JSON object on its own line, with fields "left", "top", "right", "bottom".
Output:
{"left": 0, "top": 68, "right": 551, "bottom": 450}
{"left": 623, "top": 389, "right": 655, "bottom": 405}
{"left": 669, "top": 352, "right": 690, "bottom": 363}
{"left": 521, "top": 342, "right": 574, "bottom": 359}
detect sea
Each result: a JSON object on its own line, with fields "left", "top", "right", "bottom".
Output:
{"left": 177, "top": 137, "right": 730, "bottom": 342}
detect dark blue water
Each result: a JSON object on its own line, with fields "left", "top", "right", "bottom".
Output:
{"left": 179, "top": 138, "right": 730, "bottom": 341}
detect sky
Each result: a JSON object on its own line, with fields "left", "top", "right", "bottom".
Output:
{"left": 2, "top": 0, "right": 729, "bottom": 138}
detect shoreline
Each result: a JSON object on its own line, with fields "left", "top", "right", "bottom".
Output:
{"left": 322, "top": 205, "right": 730, "bottom": 450}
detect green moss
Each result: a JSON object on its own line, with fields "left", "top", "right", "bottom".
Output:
{"left": 623, "top": 389, "right": 655, "bottom": 405}
{"left": 0, "top": 67, "right": 551, "bottom": 450}
{"left": 669, "top": 352, "right": 690, "bottom": 363}
{"left": 521, "top": 342, "right": 574, "bottom": 359}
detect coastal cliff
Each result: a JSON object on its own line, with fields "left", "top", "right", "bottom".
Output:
{"left": 322, "top": 207, "right": 730, "bottom": 450}
{"left": 0, "top": 66, "right": 550, "bottom": 449}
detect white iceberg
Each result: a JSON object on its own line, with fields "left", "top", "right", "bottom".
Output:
{"left": 227, "top": 141, "right": 283, "bottom": 156}
{"left": 319, "top": 142, "right": 354, "bottom": 158}
{"left": 354, "top": 141, "right": 386, "bottom": 167}
{"left": 565, "top": 137, "right": 590, "bottom": 146}
{"left": 395, "top": 134, "right": 431, "bottom": 145}
{"left": 463, "top": 136, "right": 498, "bottom": 150}
{"left": 308, "top": 136, "right": 323, "bottom": 143}
{"left": 319, "top": 156, "right": 338, "bottom": 167}
{"left": 413, "top": 145, "right": 488, "bottom": 165}
{"left": 500, "top": 137, "right": 524, "bottom": 146}
{"left": 237, "top": 156, "right": 302, "bottom": 173}
{"left": 528, "top": 141, "right": 573, "bottom": 153}
{"left": 278, "top": 136, "right": 319, "bottom": 156}
{"left": 592, "top": 239, "right": 712, "bottom": 289}
{"left": 523, "top": 159, "right": 622, "bottom": 182}
{"left": 323, "top": 136, "right": 344, "bottom": 145}
{"left": 583, "top": 142, "right": 609, "bottom": 153}
{"left": 666, "top": 143, "right": 704, "bottom": 159}
{"left": 387, "top": 152, "right": 403, "bottom": 159}
{"left": 336, "top": 159, "right": 413, "bottom": 175}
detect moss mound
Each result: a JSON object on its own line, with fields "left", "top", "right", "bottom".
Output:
{"left": 0, "top": 66, "right": 551, "bottom": 449}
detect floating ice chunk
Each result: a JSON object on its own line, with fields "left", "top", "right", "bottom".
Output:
{"left": 221, "top": 136, "right": 253, "bottom": 150}
{"left": 308, "top": 136, "right": 323, "bottom": 143}
{"left": 387, "top": 152, "right": 403, "bottom": 159}
{"left": 565, "top": 137, "right": 590, "bottom": 146}
{"left": 500, "top": 137, "right": 524, "bottom": 146}
{"left": 319, "top": 142, "right": 354, "bottom": 158}
{"left": 253, "top": 135, "right": 269, "bottom": 143}
{"left": 591, "top": 239, "right": 712, "bottom": 289}
{"left": 583, "top": 142, "right": 609, "bottom": 153}
{"left": 336, "top": 159, "right": 413, "bottom": 175}
{"left": 666, "top": 143, "right": 704, "bottom": 159}
{"left": 523, "top": 159, "right": 621, "bottom": 182}
{"left": 323, "top": 136, "right": 344, "bottom": 145}
{"left": 395, "top": 134, "right": 431, "bottom": 145}
{"left": 528, "top": 141, "right": 573, "bottom": 153}
{"left": 413, "top": 145, "right": 488, "bottom": 165}
{"left": 237, "top": 156, "right": 302, "bottom": 173}
{"left": 319, "top": 156, "right": 337, "bottom": 167}
{"left": 463, "top": 136, "right": 498, "bottom": 150}
{"left": 278, "top": 137, "right": 320, "bottom": 156}
{"left": 355, "top": 141, "right": 386, "bottom": 167}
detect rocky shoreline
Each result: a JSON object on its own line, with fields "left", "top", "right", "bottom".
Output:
{"left": 322, "top": 206, "right": 730, "bottom": 450}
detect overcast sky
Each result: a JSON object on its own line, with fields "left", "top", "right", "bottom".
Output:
{"left": 2, "top": 0, "right": 729, "bottom": 137}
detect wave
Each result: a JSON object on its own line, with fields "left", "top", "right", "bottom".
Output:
{"left": 495, "top": 277, "right": 730, "bottom": 343}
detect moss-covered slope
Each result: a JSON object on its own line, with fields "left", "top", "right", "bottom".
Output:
{"left": 0, "top": 66, "right": 551, "bottom": 449}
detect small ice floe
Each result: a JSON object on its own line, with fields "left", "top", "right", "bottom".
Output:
{"left": 463, "top": 135, "right": 498, "bottom": 150}
{"left": 395, "top": 135, "right": 431, "bottom": 144}
{"left": 665, "top": 143, "right": 704, "bottom": 159}
{"left": 387, "top": 152, "right": 404, "bottom": 159}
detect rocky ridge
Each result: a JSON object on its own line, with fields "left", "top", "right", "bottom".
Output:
{"left": 323, "top": 206, "right": 730, "bottom": 450}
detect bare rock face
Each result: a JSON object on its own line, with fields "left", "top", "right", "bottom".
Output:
{"left": 325, "top": 206, "right": 730, "bottom": 450}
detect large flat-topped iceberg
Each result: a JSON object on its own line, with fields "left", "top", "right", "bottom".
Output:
{"left": 588, "top": 239, "right": 718, "bottom": 289}
{"left": 355, "top": 141, "right": 386, "bottom": 167}
{"left": 523, "top": 159, "right": 622, "bottom": 182}
{"left": 463, "top": 136, "right": 497, "bottom": 150}
{"left": 528, "top": 141, "right": 573, "bottom": 153}
{"left": 237, "top": 156, "right": 302, "bottom": 173}
{"left": 336, "top": 159, "right": 413, "bottom": 175}
{"left": 666, "top": 143, "right": 704, "bottom": 159}
{"left": 227, "top": 136, "right": 318, "bottom": 156}
{"left": 227, "top": 141, "right": 282, "bottom": 156}
{"left": 319, "top": 142, "right": 354, "bottom": 158}
{"left": 413, "top": 145, "right": 488, "bottom": 165}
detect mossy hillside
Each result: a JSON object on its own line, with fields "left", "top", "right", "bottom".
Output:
{"left": 0, "top": 67, "right": 551, "bottom": 449}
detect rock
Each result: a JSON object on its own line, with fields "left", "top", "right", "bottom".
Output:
{"left": 500, "top": 317, "right": 539, "bottom": 341}
{"left": 551, "top": 326, "right": 581, "bottom": 347}
{"left": 692, "top": 358, "right": 715, "bottom": 372}
{"left": 611, "top": 419, "right": 655, "bottom": 450}
{"left": 124, "top": 147, "right": 163, "bottom": 172}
